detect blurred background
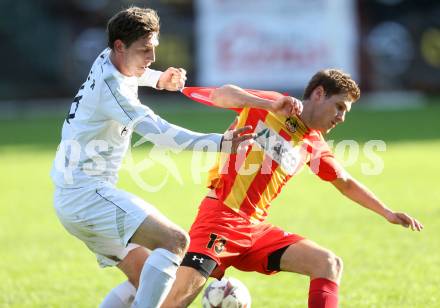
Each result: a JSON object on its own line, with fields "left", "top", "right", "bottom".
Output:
{"left": 0, "top": 0, "right": 439, "bottom": 107}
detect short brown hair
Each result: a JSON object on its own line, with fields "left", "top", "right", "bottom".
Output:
{"left": 303, "top": 69, "right": 360, "bottom": 102}
{"left": 107, "top": 7, "right": 160, "bottom": 49}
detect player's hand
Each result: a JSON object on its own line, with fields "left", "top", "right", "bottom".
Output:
{"left": 270, "top": 96, "right": 303, "bottom": 118}
{"left": 385, "top": 211, "right": 424, "bottom": 231}
{"left": 220, "top": 126, "right": 255, "bottom": 154}
{"left": 157, "top": 67, "right": 187, "bottom": 91}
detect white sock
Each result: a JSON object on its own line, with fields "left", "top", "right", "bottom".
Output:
{"left": 99, "top": 280, "right": 136, "bottom": 308}
{"left": 132, "top": 248, "right": 181, "bottom": 308}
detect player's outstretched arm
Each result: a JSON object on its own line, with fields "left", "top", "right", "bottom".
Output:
{"left": 210, "top": 84, "right": 302, "bottom": 117}
{"left": 331, "top": 175, "right": 424, "bottom": 231}
{"left": 133, "top": 114, "right": 254, "bottom": 153}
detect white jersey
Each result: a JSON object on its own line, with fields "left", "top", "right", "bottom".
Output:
{"left": 51, "top": 48, "right": 222, "bottom": 188}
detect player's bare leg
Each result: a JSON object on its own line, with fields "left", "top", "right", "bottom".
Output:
{"left": 279, "top": 239, "right": 342, "bottom": 308}
{"left": 279, "top": 239, "right": 343, "bottom": 283}
{"left": 117, "top": 246, "right": 149, "bottom": 288}
{"left": 161, "top": 266, "right": 207, "bottom": 308}
{"left": 130, "top": 212, "right": 189, "bottom": 257}
{"left": 129, "top": 212, "right": 190, "bottom": 308}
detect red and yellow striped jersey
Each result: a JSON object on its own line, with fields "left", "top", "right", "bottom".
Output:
{"left": 183, "top": 87, "right": 344, "bottom": 224}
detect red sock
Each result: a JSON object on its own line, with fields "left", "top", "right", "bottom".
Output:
{"left": 308, "top": 278, "right": 339, "bottom": 308}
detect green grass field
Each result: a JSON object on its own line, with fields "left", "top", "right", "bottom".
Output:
{"left": 1, "top": 101, "right": 440, "bottom": 307}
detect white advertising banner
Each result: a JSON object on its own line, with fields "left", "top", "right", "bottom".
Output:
{"left": 196, "top": 0, "right": 358, "bottom": 89}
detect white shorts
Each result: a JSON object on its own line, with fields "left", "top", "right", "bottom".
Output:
{"left": 54, "top": 182, "right": 157, "bottom": 267}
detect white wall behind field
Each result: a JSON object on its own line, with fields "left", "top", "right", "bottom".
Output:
{"left": 196, "top": 0, "right": 358, "bottom": 89}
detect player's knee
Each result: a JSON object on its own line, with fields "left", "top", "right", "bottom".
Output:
{"left": 322, "top": 253, "right": 343, "bottom": 279}
{"left": 313, "top": 252, "right": 343, "bottom": 280}
{"left": 331, "top": 254, "right": 343, "bottom": 277}
{"left": 174, "top": 229, "right": 190, "bottom": 253}
{"left": 162, "top": 228, "right": 189, "bottom": 257}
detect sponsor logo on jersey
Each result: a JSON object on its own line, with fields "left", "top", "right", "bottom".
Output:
{"left": 254, "top": 121, "right": 301, "bottom": 175}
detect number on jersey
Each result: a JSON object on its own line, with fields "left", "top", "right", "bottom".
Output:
{"left": 66, "top": 70, "right": 95, "bottom": 123}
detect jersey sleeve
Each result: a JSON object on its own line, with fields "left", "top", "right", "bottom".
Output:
{"left": 306, "top": 134, "right": 345, "bottom": 181}
{"left": 181, "top": 87, "right": 243, "bottom": 113}
{"left": 101, "top": 75, "right": 223, "bottom": 151}
{"left": 182, "top": 87, "right": 286, "bottom": 114}
{"left": 100, "top": 74, "right": 155, "bottom": 126}
{"left": 137, "top": 68, "right": 162, "bottom": 88}
{"left": 133, "top": 113, "right": 223, "bottom": 152}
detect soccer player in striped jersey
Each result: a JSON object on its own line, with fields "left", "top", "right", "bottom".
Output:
{"left": 162, "top": 70, "right": 423, "bottom": 308}
{"left": 51, "top": 7, "right": 253, "bottom": 308}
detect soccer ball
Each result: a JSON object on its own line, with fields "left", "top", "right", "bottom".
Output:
{"left": 202, "top": 277, "right": 251, "bottom": 308}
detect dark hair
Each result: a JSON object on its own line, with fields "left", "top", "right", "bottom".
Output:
{"left": 107, "top": 7, "right": 160, "bottom": 49}
{"left": 303, "top": 69, "right": 360, "bottom": 102}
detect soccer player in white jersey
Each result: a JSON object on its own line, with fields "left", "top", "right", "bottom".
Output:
{"left": 50, "top": 7, "right": 260, "bottom": 308}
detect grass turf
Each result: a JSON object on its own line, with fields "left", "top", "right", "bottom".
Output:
{"left": 0, "top": 101, "right": 439, "bottom": 307}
